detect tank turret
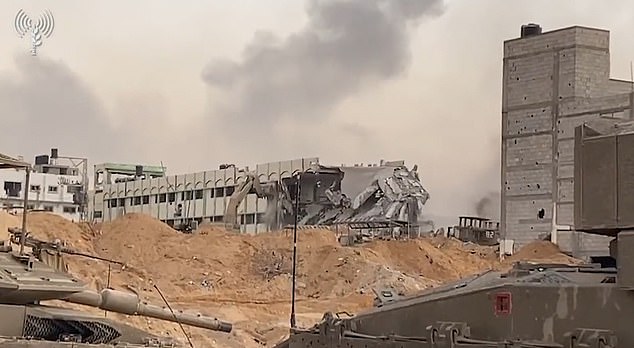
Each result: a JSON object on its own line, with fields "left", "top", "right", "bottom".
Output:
{"left": 0, "top": 227, "right": 233, "bottom": 346}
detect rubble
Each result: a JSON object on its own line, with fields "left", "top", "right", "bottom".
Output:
{"left": 275, "top": 162, "right": 431, "bottom": 237}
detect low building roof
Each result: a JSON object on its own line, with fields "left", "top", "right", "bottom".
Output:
{"left": 0, "top": 152, "right": 30, "bottom": 169}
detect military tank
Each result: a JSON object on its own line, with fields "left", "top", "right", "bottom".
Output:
{"left": 273, "top": 124, "right": 633, "bottom": 347}
{"left": 0, "top": 226, "right": 232, "bottom": 347}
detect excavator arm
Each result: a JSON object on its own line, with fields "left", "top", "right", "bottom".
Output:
{"left": 224, "top": 173, "right": 269, "bottom": 231}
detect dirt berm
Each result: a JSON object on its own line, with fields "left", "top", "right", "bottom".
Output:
{"left": 0, "top": 211, "right": 580, "bottom": 347}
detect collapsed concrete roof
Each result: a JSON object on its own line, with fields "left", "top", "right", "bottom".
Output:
{"left": 290, "top": 162, "right": 430, "bottom": 231}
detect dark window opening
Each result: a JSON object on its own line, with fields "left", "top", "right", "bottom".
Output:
{"left": 30, "top": 185, "right": 41, "bottom": 192}
{"left": 184, "top": 191, "right": 193, "bottom": 200}
{"left": 537, "top": 208, "right": 545, "bottom": 219}
{"left": 133, "top": 196, "right": 141, "bottom": 205}
{"left": 43, "top": 206, "right": 54, "bottom": 212}
{"left": 4, "top": 181, "right": 22, "bottom": 197}
{"left": 159, "top": 193, "right": 167, "bottom": 203}
{"left": 241, "top": 213, "right": 255, "bottom": 225}
{"left": 225, "top": 186, "right": 235, "bottom": 196}
{"left": 210, "top": 189, "right": 215, "bottom": 198}
{"left": 168, "top": 193, "right": 176, "bottom": 202}
{"left": 48, "top": 185, "right": 58, "bottom": 193}
{"left": 63, "top": 206, "right": 76, "bottom": 213}
{"left": 214, "top": 188, "right": 224, "bottom": 197}
{"left": 195, "top": 189, "right": 203, "bottom": 199}
{"left": 590, "top": 256, "right": 616, "bottom": 268}
{"left": 119, "top": 198, "right": 126, "bottom": 207}
{"left": 142, "top": 195, "right": 149, "bottom": 204}
{"left": 94, "top": 211, "right": 103, "bottom": 218}
{"left": 110, "top": 199, "right": 118, "bottom": 208}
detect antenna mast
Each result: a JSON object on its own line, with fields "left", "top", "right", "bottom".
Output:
{"left": 19, "top": 166, "right": 31, "bottom": 255}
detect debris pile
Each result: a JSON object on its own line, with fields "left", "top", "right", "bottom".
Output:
{"left": 505, "top": 240, "right": 581, "bottom": 265}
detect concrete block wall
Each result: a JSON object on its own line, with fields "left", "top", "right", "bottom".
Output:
{"left": 501, "top": 25, "right": 634, "bottom": 257}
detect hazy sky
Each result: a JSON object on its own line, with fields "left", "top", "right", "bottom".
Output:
{"left": 1, "top": 0, "right": 633, "bottom": 223}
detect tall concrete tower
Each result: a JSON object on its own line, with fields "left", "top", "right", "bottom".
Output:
{"left": 501, "top": 24, "right": 634, "bottom": 258}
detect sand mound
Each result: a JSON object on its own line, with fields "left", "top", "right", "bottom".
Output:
{"left": 6, "top": 211, "right": 586, "bottom": 348}
{"left": 506, "top": 240, "right": 579, "bottom": 264}
{"left": 0, "top": 210, "right": 20, "bottom": 240}
{"left": 91, "top": 214, "right": 489, "bottom": 304}
{"left": 25, "top": 212, "right": 94, "bottom": 251}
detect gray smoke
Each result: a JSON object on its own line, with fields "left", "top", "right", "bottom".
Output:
{"left": 202, "top": 0, "right": 445, "bottom": 130}
{"left": 0, "top": 56, "right": 113, "bottom": 161}
{"left": 0, "top": 55, "right": 173, "bottom": 165}
{"left": 475, "top": 191, "right": 500, "bottom": 220}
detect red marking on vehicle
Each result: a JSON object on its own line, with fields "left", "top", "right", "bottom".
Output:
{"left": 495, "top": 292, "right": 512, "bottom": 316}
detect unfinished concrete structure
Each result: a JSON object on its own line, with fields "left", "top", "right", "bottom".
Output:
{"left": 501, "top": 24, "right": 634, "bottom": 258}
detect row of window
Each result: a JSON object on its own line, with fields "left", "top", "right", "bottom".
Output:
{"left": 160, "top": 213, "right": 264, "bottom": 226}
{"left": 30, "top": 184, "right": 72, "bottom": 193}
{"left": 106, "top": 187, "right": 240, "bottom": 208}
{"left": 3, "top": 181, "right": 72, "bottom": 198}
{"left": 91, "top": 212, "right": 264, "bottom": 225}
{"left": 24, "top": 204, "right": 77, "bottom": 213}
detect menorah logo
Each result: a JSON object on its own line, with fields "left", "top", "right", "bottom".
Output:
{"left": 14, "top": 9, "right": 55, "bottom": 56}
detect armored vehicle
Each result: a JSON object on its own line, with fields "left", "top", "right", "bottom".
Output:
{"left": 273, "top": 123, "right": 633, "bottom": 347}
{"left": 0, "top": 227, "right": 232, "bottom": 347}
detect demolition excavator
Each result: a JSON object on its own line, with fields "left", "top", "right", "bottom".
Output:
{"left": 273, "top": 124, "right": 634, "bottom": 347}
{"left": 224, "top": 172, "right": 292, "bottom": 232}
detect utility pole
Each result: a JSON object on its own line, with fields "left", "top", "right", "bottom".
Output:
{"left": 290, "top": 173, "right": 301, "bottom": 329}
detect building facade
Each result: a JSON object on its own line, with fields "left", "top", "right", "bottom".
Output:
{"left": 88, "top": 158, "right": 318, "bottom": 233}
{"left": 0, "top": 155, "right": 85, "bottom": 221}
{"left": 501, "top": 24, "right": 634, "bottom": 258}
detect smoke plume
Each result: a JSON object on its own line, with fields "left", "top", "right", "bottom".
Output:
{"left": 0, "top": 55, "right": 173, "bottom": 165}
{"left": 475, "top": 191, "right": 500, "bottom": 220}
{"left": 202, "top": 0, "right": 445, "bottom": 131}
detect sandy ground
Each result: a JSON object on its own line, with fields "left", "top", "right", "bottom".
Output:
{"left": 0, "top": 211, "right": 580, "bottom": 347}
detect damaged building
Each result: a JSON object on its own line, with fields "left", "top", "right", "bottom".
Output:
{"left": 501, "top": 24, "right": 634, "bottom": 258}
{"left": 88, "top": 158, "right": 431, "bottom": 235}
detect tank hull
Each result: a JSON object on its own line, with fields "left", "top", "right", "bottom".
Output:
{"left": 277, "top": 265, "right": 625, "bottom": 347}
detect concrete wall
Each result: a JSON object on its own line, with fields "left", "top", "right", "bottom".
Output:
{"left": 501, "top": 26, "right": 634, "bottom": 257}
{"left": 89, "top": 158, "right": 318, "bottom": 234}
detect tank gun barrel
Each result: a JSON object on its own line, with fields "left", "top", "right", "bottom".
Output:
{"left": 64, "top": 288, "right": 232, "bottom": 333}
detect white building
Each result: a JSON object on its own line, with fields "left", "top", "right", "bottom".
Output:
{"left": 88, "top": 158, "right": 316, "bottom": 233}
{"left": 0, "top": 150, "right": 87, "bottom": 221}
